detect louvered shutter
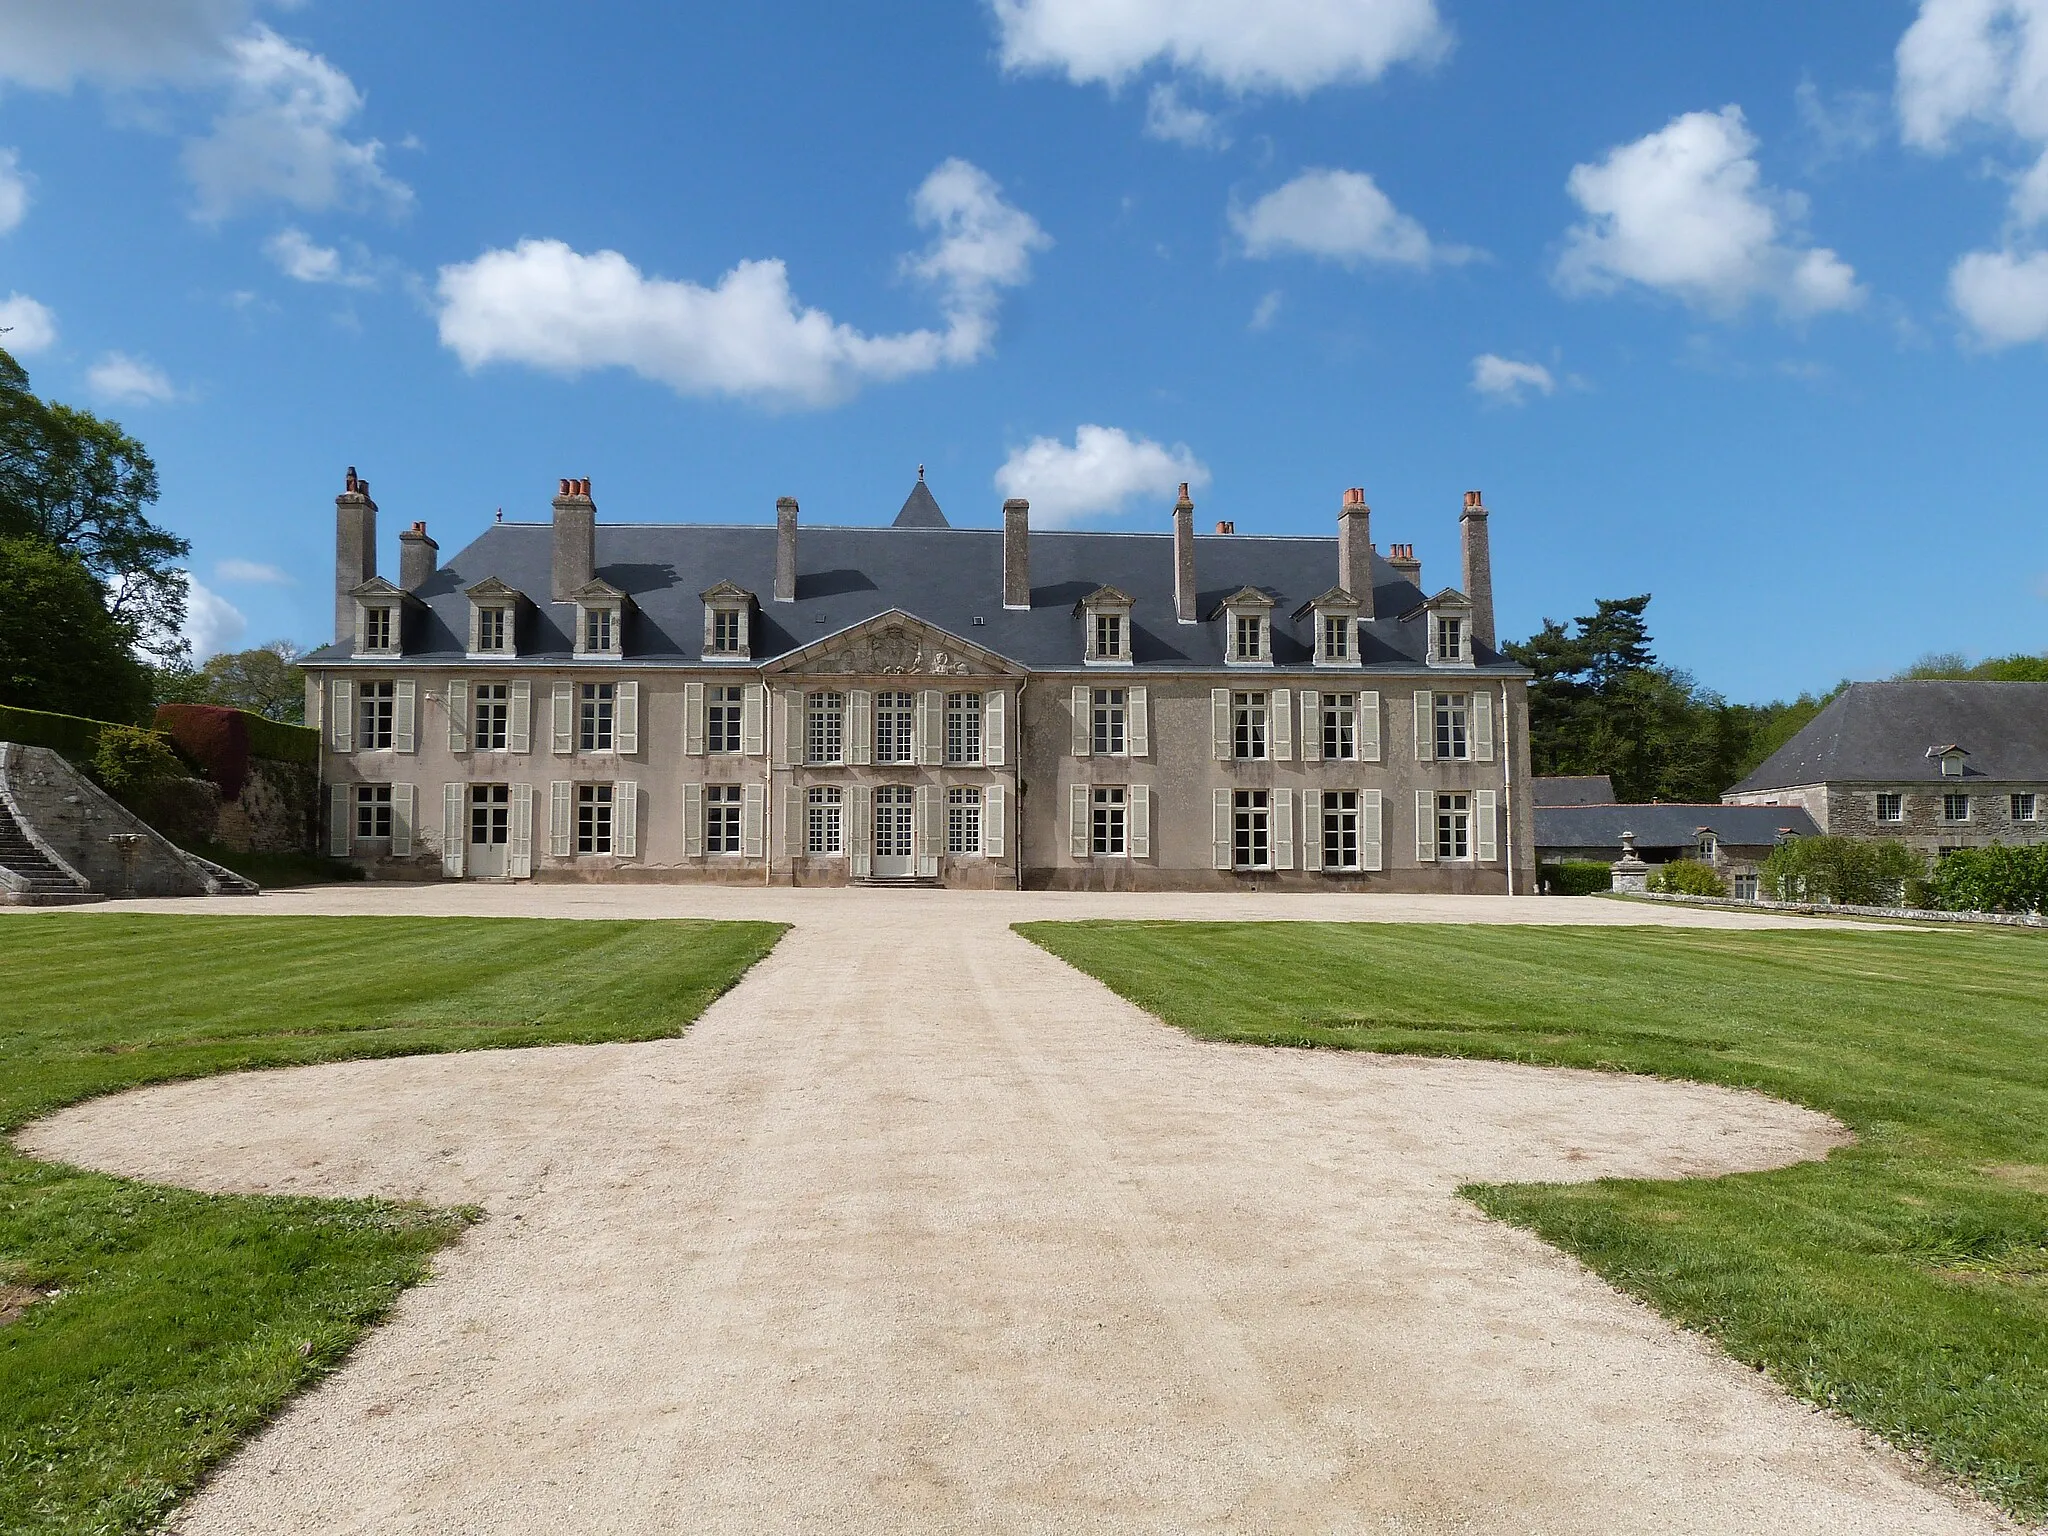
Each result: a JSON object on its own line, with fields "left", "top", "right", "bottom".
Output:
{"left": 1362, "top": 789, "right": 1383, "bottom": 871}
{"left": 1414, "top": 691, "right": 1435, "bottom": 761}
{"left": 550, "top": 781, "right": 573, "bottom": 857}
{"left": 1071, "top": 684, "right": 1091, "bottom": 757}
{"left": 741, "top": 684, "right": 764, "bottom": 756}
{"left": 682, "top": 781, "right": 704, "bottom": 857}
{"left": 442, "top": 784, "right": 464, "bottom": 875}
{"left": 447, "top": 681, "right": 469, "bottom": 754}
{"left": 743, "top": 782, "right": 766, "bottom": 860}
{"left": 1472, "top": 691, "right": 1495, "bottom": 762}
{"left": 1273, "top": 787, "right": 1295, "bottom": 870}
{"left": 784, "top": 691, "right": 805, "bottom": 765}
{"left": 615, "top": 782, "right": 638, "bottom": 857}
{"left": 1359, "top": 691, "right": 1381, "bottom": 763}
{"left": 1300, "top": 690, "right": 1322, "bottom": 763}
{"left": 1129, "top": 784, "right": 1151, "bottom": 859}
{"left": 1129, "top": 686, "right": 1149, "bottom": 757}
{"left": 782, "top": 785, "right": 803, "bottom": 857}
{"left": 916, "top": 784, "right": 941, "bottom": 876}
{"left": 329, "top": 783, "right": 351, "bottom": 856}
{"left": 1476, "top": 789, "right": 1499, "bottom": 861}
{"left": 308, "top": 676, "right": 322, "bottom": 733}
{"left": 848, "top": 690, "right": 872, "bottom": 766}
{"left": 1416, "top": 789, "right": 1436, "bottom": 862}
{"left": 848, "top": 784, "right": 872, "bottom": 876}
{"left": 984, "top": 783, "right": 1006, "bottom": 859}
{"left": 509, "top": 681, "right": 532, "bottom": 753}
{"left": 552, "top": 682, "right": 574, "bottom": 754}
{"left": 1302, "top": 790, "right": 1322, "bottom": 871}
{"left": 615, "top": 682, "right": 639, "bottom": 754}
{"left": 1212, "top": 689, "right": 1232, "bottom": 761}
{"left": 1213, "top": 788, "right": 1233, "bottom": 869}
{"left": 984, "top": 691, "right": 1006, "bottom": 766}
{"left": 393, "top": 680, "right": 416, "bottom": 753}
{"left": 1070, "top": 783, "right": 1090, "bottom": 859}
{"left": 684, "top": 681, "right": 705, "bottom": 755}
{"left": 509, "top": 784, "right": 533, "bottom": 877}
{"left": 1271, "top": 688, "right": 1293, "bottom": 761}
{"left": 331, "top": 679, "right": 353, "bottom": 752}
{"left": 919, "top": 690, "right": 944, "bottom": 766}
{"left": 391, "top": 783, "right": 415, "bottom": 857}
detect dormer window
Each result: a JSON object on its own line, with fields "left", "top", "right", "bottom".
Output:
{"left": 1295, "top": 589, "right": 1363, "bottom": 668}
{"left": 1410, "top": 590, "right": 1476, "bottom": 669}
{"left": 584, "top": 606, "right": 615, "bottom": 653}
{"left": 478, "top": 607, "right": 509, "bottom": 651}
{"left": 1930, "top": 745, "right": 1968, "bottom": 778}
{"left": 699, "top": 581, "right": 755, "bottom": 659}
{"left": 464, "top": 577, "right": 525, "bottom": 658}
{"left": 1697, "top": 831, "right": 1718, "bottom": 860}
{"left": 1095, "top": 612, "right": 1124, "bottom": 659}
{"left": 1079, "top": 586, "right": 1135, "bottom": 666}
{"left": 349, "top": 577, "right": 409, "bottom": 658}
{"left": 1435, "top": 616, "right": 1465, "bottom": 663}
{"left": 363, "top": 605, "right": 394, "bottom": 652}
{"left": 1235, "top": 614, "right": 1265, "bottom": 661}
{"left": 713, "top": 611, "right": 743, "bottom": 652}
{"left": 1324, "top": 615, "right": 1351, "bottom": 660}
{"left": 570, "top": 578, "right": 630, "bottom": 659}
{"left": 1214, "top": 587, "right": 1277, "bottom": 667}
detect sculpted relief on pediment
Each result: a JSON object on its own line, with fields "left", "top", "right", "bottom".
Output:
{"left": 790, "top": 618, "right": 1011, "bottom": 678}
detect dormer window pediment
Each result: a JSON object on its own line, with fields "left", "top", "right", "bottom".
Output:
{"left": 1079, "top": 585, "right": 1134, "bottom": 666}
{"left": 1294, "top": 586, "right": 1363, "bottom": 668}
{"left": 1405, "top": 588, "right": 1475, "bottom": 668}
{"left": 569, "top": 577, "right": 631, "bottom": 658}
{"left": 1212, "top": 586, "right": 1276, "bottom": 667}
{"left": 699, "top": 580, "right": 756, "bottom": 660}
{"left": 464, "top": 576, "right": 526, "bottom": 658}
{"left": 349, "top": 576, "right": 409, "bottom": 659}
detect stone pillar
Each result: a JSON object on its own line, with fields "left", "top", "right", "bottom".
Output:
{"left": 397, "top": 521, "right": 438, "bottom": 591}
{"left": 1610, "top": 831, "right": 1650, "bottom": 894}
{"left": 551, "top": 477, "right": 595, "bottom": 600}
{"left": 1173, "top": 483, "right": 1197, "bottom": 624}
{"left": 1461, "top": 489, "right": 1494, "bottom": 650}
{"left": 334, "top": 467, "right": 376, "bottom": 645}
{"left": 1003, "top": 497, "right": 1030, "bottom": 610}
{"left": 1338, "top": 487, "right": 1373, "bottom": 617}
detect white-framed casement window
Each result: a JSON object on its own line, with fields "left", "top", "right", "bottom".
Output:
{"left": 708, "top": 686, "right": 743, "bottom": 753}
{"left": 706, "top": 784, "right": 743, "bottom": 853}
{"left": 1434, "top": 615, "right": 1465, "bottom": 663}
{"left": 1234, "top": 691, "right": 1268, "bottom": 760}
{"left": 1943, "top": 792, "right": 1971, "bottom": 823}
{"left": 1935, "top": 749, "right": 1966, "bottom": 778}
{"left": 1697, "top": 832, "right": 1718, "bottom": 860}
{"left": 1233, "top": 789, "right": 1271, "bottom": 869}
{"left": 1091, "top": 786, "right": 1128, "bottom": 856}
{"left": 475, "top": 607, "right": 510, "bottom": 654}
{"left": 1875, "top": 793, "right": 1903, "bottom": 823}
{"left": 1093, "top": 688, "right": 1127, "bottom": 755}
{"left": 710, "top": 610, "right": 744, "bottom": 655}
{"left": 807, "top": 785, "right": 844, "bottom": 854}
{"left": 947, "top": 786, "right": 983, "bottom": 854}
{"left": 2012, "top": 793, "right": 2038, "bottom": 823}
{"left": 1435, "top": 693, "right": 1470, "bottom": 760}
{"left": 577, "top": 603, "right": 622, "bottom": 658}
{"left": 945, "top": 692, "right": 983, "bottom": 764}
{"left": 360, "top": 604, "right": 397, "bottom": 655}
{"left": 1436, "top": 791, "right": 1471, "bottom": 860}
{"left": 1094, "top": 611, "right": 1126, "bottom": 661}
{"left": 358, "top": 680, "right": 395, "bottom": 749}
{"left": 471, "top": 783, "right": 510, "bottom": 851}
{"left": 1322, "top": 789, "right": 1360, "bottom": 871}
{"left": 355, "top": 784, "right": 393, "bottom": 839}
{"left": 1233, "top": 612, "right": 1265, "bottom": 662}
{"left": 874, "top": 690, "right": 914, "bottom": 764}
{"left": 579, "top": 682, "right": 615, "bottom": 751}
{"left": 474, "top": 683, "right": 510, "bottom": 750}
{"left": 806, "top": 691, "right": 844, "bottom": 765}
{"left": 1322, "top": 614, "right": 1351, "bottom": 661}
{"left": 1734, "top": 873, "right": 1760, "bottom": 901}
{"left": 1322, "top": 693, "right": 1356, "bottom": 760}
{"left": 577, "top": 783, "right": 615, "bottom": 854}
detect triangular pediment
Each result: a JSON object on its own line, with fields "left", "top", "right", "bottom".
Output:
{"left": 568, "top": 577, "right": 630, "bottom": 603}
{"left": 464, "top": 576, "right": 526, "bottom": 603}
{"left": 1399, "top": 586, "right": 1472, "bottom": 623}
{"left": 699, "top": 579, "right": 755, "bottom": 604}
{"left": 1208, "top": 585, "right": 1277, "bottom": 621}
{"left": 1076, "top": 584, "right": 1134, "bottom": 612}
{"left": 1291, "top": 586, "right": 1359, "bottom": 621}
{"left": 763, "top": 609, "right": 1025, "bottom": 678}
{"left": 350, "top": 576, "right": 414, "bottom": 603}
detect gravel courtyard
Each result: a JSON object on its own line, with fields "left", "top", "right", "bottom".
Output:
{"left": 16, "top": 889, "right": 2014, "bottom": 1534}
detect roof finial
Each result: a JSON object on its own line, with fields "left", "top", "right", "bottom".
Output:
{"left": 917, "top": 463, "right": 925, "bottom": 481}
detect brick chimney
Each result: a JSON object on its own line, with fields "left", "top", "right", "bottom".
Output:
{"left": 775, "top": 496, "right": 798, "bottom": 602}
{"left": 1338, "top": 487, "right": 1373, "bottom": 618}
{"left": 551, "top": 477, "right": 595, "bottom": 600}
{"left": 1173, "top": 482, "right": 1197, "bottom": 624}
{"left": 1002, "top": 497, "right": 1030, "bottom": 609}
{"left": 398, "top": 520, "right": 438, "bottom": 592}
{"left": 334, "top": 465, "right": 376, "bottom": 643}
{"left": 1460, "top": 490, "right": 1494, "bottom": 649}
{"left": 1388, "top": 542, "right": 1421, "bottom": 589}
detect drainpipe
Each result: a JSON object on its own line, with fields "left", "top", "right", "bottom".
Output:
{"left": 1501, "top": 678, "right": 1515, "bottom": 897}
{"left": 1013, "top": 680, "right": 1026, "bottom": 892}
{"left": 762, "top": 680, "right": 773, "bottom": 887}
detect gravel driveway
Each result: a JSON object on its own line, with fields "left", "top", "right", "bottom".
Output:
{"left": 18, "top": 889, "right": 2012, "bottom": 1533}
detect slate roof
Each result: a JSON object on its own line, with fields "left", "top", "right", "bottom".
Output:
{"left": 305, "top": 494, "right": 1524, "bottom": 675}
{"left": 1728, "top": 681, "right": 2048, "bottom": 792}
{"left": 892, "top": 478, "right": 948, "bottom": 529}
{"left": 1533, "top": 775, "right": 1615, "bottom": 807}
{"left": 1536, "top": 803, "right": 1818, "bottom": 853}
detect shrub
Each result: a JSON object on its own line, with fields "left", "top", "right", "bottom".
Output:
{"left": 1759, "top": 836, "right": 1924, "bottom": 907}
{"left": 243, "top": 710, "right": 318, "bottom": 765}
{"left": 91, "top": 724, "right": 184, "bottom": 800}
{"left": 154, "top": 703, "right": 252, "bottom": 800}
{"left": 1922, "top": 844, "right": 2048, "bottom": 914}
{"left": 1648, "top": 858, "right": 1728, "bottom": 897}
{"left": 1541, "top": 860, "right": 1614, "bottom": 896}
{"left": 0, "top": 702, "right": 108, "bottom": 762}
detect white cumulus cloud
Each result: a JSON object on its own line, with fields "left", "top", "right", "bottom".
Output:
{"left": 1145, "top": 83, "right": 1228, "bottom": 147}
{"left": 993, "top": 425, "right": 1210, "bottom": 527}
{"left": 0, "top": 150, "right": 30, "bottom": 235}
{"left": 1470, "top": 354, "right": 1555, "bottom": 403}
{"left": 989, "top": 0, "right": 1448, "bottom": 94}
{"left": 263, "top": 225, "right": 377, "bottom": 287}
{"left": 183, "top": 26, "right": 411, "bottom": 223}
{"left": 1951, "top": 247, "right": 2048, "bottom": 344}
{"left": 216, "top": 557, "right": 294, "bottom": 585}
{"left": 0, "top": 293, "right": 58, "bottom": 354}
{"left": 87, "top": 352, "right": 178, "bottom": 404}
{"left": 1232, "top": 167, "right": 1460, "bottom": 269}
{"left": 0, "top": 0, "right": 252, "bottom": 89}
{"left": 1556, "top": 106, "right": 1864, "bottom": 319}
{"left": 435, "top": 159, "right": 1047, "bottom": 408}
{"left": 182, "top": 578, "right": 247, "bottom": 660}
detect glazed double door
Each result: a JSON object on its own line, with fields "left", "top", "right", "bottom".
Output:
{"left": 871, "top": 785, "right": 914, "bottom": 879}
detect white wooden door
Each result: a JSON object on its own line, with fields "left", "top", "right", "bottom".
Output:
{"left": 468, "top": 783, "right": 510, "bottom": 879}
{"left": 872, "top": 785, "right": 915, "bottom": 878}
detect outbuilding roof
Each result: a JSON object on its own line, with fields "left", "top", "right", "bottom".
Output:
{"left": 1535, "top": 802, "right": 1819, "bottom": 852}
{"left": 1728, "top": 681, "right": 2048, "bottom": 792}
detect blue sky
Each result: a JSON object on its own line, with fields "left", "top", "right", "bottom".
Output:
{"left": 1, "top": 0, "right": 2044, "bottom": 699}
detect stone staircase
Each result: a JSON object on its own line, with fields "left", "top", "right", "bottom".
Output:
{"left": 0, "top": 796, "right": 98, "bottom": 905}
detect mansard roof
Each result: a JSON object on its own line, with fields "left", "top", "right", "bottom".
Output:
{"left": 1729, "top": 681, "right": 2048, "bottom": 792}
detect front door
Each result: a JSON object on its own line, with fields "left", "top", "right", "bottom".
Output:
{"left": 469, "top": 784, "right": 510, "bottom": 879}
{"left": 872, "top": 785, "right": 914, "bottom": 878}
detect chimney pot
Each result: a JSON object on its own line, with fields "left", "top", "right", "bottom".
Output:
{"left": 1002, "top": 497, "right": 1031, "bottom": 609}
{"left": 559, "top": 478, "right": 570, "bottom": 496}
{"left": 774, "top": 496, "right": 799, "bottom": 602}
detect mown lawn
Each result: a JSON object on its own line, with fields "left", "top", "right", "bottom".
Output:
{"left": 1018, "top": 920, "right": 2048, "bottom": 1521}
{"left": 0, "top": 914, "right": 783, "bottom": 1536}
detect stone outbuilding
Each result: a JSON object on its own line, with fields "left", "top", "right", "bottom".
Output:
{"left": 1535, "top": 801, "right": 1818, "bottom": 900}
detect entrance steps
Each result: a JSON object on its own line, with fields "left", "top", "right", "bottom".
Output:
{"left": 0, "top": 796, "right": 100, "bottom": 905}
{"left": 852, "top": 875, "right": 946, "bottom": 890}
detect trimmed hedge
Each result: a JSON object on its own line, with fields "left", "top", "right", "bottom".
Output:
{"left": 242, "top": 710, "right": 318, "bottom": 766}
{"left": 154, "top": 703, "right": 317, "bottom": 774}
{"left": 1540, "top": 859, "right": 1613, "bottom": 896}
{"left": 0, "top": 703, "right": 108, "bottom": 762}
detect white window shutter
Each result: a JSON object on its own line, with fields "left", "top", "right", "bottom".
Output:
{"left": 1129, "top": 686, "right": 1149, "bottom": 757}
{"left": 1360, "top": 691, "right": 1382, "bottom": 763}
{"left": 393, "top": 680, "right": 416, "bottom": 754}
{"left": 1414, "top": 691, "right": 1435, "bottom": 762}
{"left": 985, "top": 783, "right": 1007, "bottom": 859}
{"left": 916, "top": 784, "right": 941, "bottom": 876}
{"left": 329, "top": 784, "right": 351, "bottom": 856}
{"left": 1302, "top": 790, "right": 1322, "bottom": 871}
{"left": 782, "top": 785, "right": 803, "bottom": 857}
{"left": 615, "top": 782, "right": 639, "bottom": 857}
{"left": 1416, "top": 789, "right": 1436, "bottom": 862}
{"left": 783, "top": 691, "right": 805, "bottom": 766}
{"left": 684, "top": 681, "right": 705, "bottom": 755}
{"left": 550, "top": 781, "right": 573, "bottom": 857}
{"left": 509, "top": 784, "right": 533, "bottom": 877}
{"left": 919, "top": 690, "right": 944, "bottom": 766}
{"left": 331, "top": 679, "right": 353, "bottom": 753}
{"left": 682, "top": 781, "right": 704, "bottom": 857}
{"left": 308, "top": 677, "right": 322, "bottom": 734}
{"left": 1071, "top": 684, "right": 1091, "bottom": 757}
{"left": 509, "top": 681, "right": 532, "bottom": 754}
{"left": 1476, "top": 789, "right": 1499, "bottom": 861}
{"left": 390, "top": 783, "right": 415, "bottom": 857}
{"left": 741, "top": 684, "right": 764, "bottom": 756}
{"left": 848, "top": 690, "right": 873, "bottom": 766}
{"left": 1273, "top": 787, "right": 1295, "bottom": 870}
{"left": 743, "top": 782, "right": 766, "bottom": 860}
{"left": 441, "top": 784, "right": 463, "bottom": 876}
{"left": 1300, "top": 690, "right": 1321, "bottom": 763}
{"left": 1271, "top": 688, "right": 1293, "bottom": 762}
{"left": 1472, "top": 690, "right": 1495, "bottom": 762}
{"left": 1212, "top": 689, "right": 1232, "bottom": 761}
{"left": 1213, "top": 788, "right": 1233, "bottom": 869}
{"left": 1362, "top": 789, "right": 1383, "bottom": 871}
{"left": 616, "top": 681, "right": 639, "bottom": 755}
{"left": 848, "top": 784, "right": 872, "bottom": 876}
{"left": 984, "top": 690, "right": 1006, "bottom": 766}
{"left": 552, "top": 682, "right": 574, "bottom": 754}
{"left": 447, "top": 681, "right": 469, "bottom": 754}
{"left": 1070, "top": 783, "right": 1090, "bottom": 859}
{"left": 1129, "top": 783, "right": 1151, "bottom": 859}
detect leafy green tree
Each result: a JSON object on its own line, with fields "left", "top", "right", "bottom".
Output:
{"left": 1898, "top": 651, "right": 2048, "bottom": 683}
{"left": 151, "top": 641, "right": 307, "bottom": 723}
{"left": 0, "top": 534, "right": 152, "bottom": 721}
{"left": 1760, "top": 836, "right": 1923, "bottom": 906}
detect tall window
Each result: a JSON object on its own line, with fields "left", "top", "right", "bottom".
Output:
{"left": 584, "top": 606, "right": 616, "bottom": 653}
{"left": 1322, "top": 693, "right": 1356, "bottom": 761}
{"left": 357, "top": 681, "right": 394, "bottom": 749}
{"left": 1943, "top": 792, "right": 1971, "bottom": 823}
{"left": 1092, "top": 786, "right": 1127, "bottom": 856}
{"left": 362, "top": 606, "right": 393, "bottom": 651}
{"left": 708, "top": 685, "right": 742, "bottom": 753}
{"left": 1233, "top": 691, "right": 1267, "bottom": 760}
{"left": 2012, "top": 793, "right": 2038, "bottom": 824}
{"left": 1875, "top": 793, "right": 1903, "bottom": 823}
{"left": 1436, "top": 791, "right": 1471, "bottom": 860}
{"left": 1435, "top": 616, "right": 1465, "bottom": 663}
{"left": 1094, "top": 612, "right": 1125, "bottom": 659}
{"left": 1233, "top": 789, "right": 1270, "bottom": 869}
{"left": 945, "top": 692, "right": 982, "bottom": 765}
{"left": 576, "top": 783, "right": 614, "bottom": 853}
{"left": 477, "top": 607, "right": 509, "bottom": 653}
{"left": 579, "top": 682, "right": 615, "bottom": 751}
{"left": 473, "top": 683, "right": 510, "bottom": 750}
{"left": 471, "top": 784, "right": 509, "bottom": 846}
{"left": 706, "top": 784, "right": 742, "bottom": 853}
{"left": 1434, "top": 693, "right": 1469, "bottom": 760}
{"left": 1323, "top": 789, "right": 1360, "bottom": 871}
{"left": 1697, "top": 832, "right": 1718, "bottom": 860}
{"left": 1093, "top": 688, "right": 1127, "bottom": 755}
{"left": 1233, "top": 613, "right": 1265, "bottom": 662}
{"left": 1322, "top": 614, "right": 1351, "bottom": 661}
{"left": 710, "top": 610, "right": 743, "bottom": 654}
{"left": 806, "top": 691, "right": 844, "bottom": 765}
{"left": 354, "top": 784, "right": 392, "bottom": 838}
{"left": 948, "top": 786, "right": 983, "bottom": 854}
{"left": 806, "top": 785, "right": 843, "bottom": 854}
{"left": 874, "top": 690, "right": 914, "bottom": 764}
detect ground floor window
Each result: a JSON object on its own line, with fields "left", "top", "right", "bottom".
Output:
{"left": 2013, "top": 792, "right": 2038, "bottom": 823}
{"left": 1323, "top": 789, "right": 1359, "bottom": 870}
{"left": 471, "top": 783, "right": 509, "bottom": 846}
{"left": 807, "top": 786, "right": 843, "bottom": 855}
{"left": 355, "top": 784, "right": 392, "bottom": 839}
{"left": 1733, "top": 872, "right": 1759, "bottom": 901}
{"left": 1436, "top": 792, "right": 1470, "bottom": 861}
{"left": 1233, "top": 789, "right": 1269, "bottom": 870}
{"left": 577, "top": 783, "right": 614, "bottom": 854}
{"left": 1093, "top": 786, "right": 1127, "bottom": 856}
{"left": 706, "top": 784, "right": 742, "bottom": 853}
{"left": 947, "top": 786, "right": 982, "bottom": 854}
